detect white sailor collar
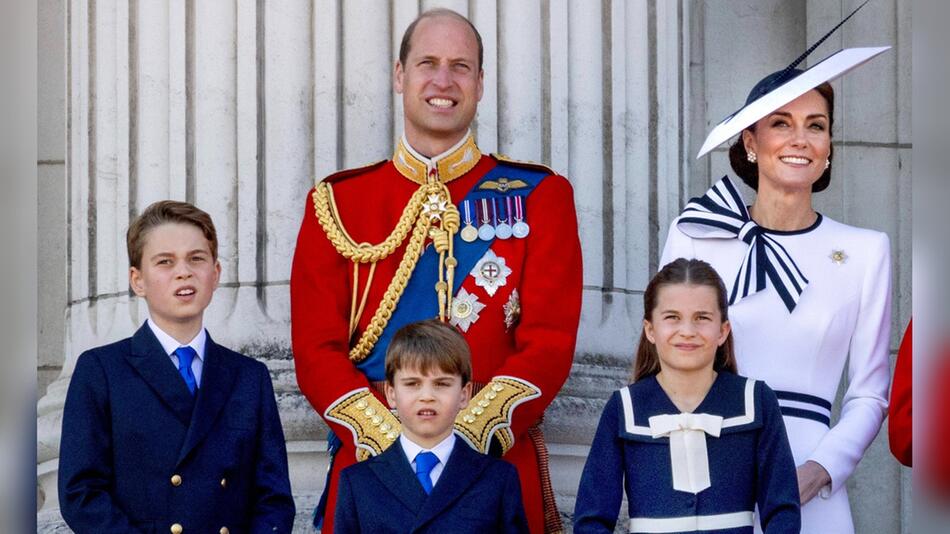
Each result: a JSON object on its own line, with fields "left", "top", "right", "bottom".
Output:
{"left": 616, "top": 372, "right": 762, "bottom": 442}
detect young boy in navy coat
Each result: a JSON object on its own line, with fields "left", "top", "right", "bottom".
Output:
{"left": 333, "top": 319, "right": 528, "bottom": 534}
{"left": 59, "top": 200, "right": 295, "bottom": 533}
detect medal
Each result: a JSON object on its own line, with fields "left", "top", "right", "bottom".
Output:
{"left": 450, "top": 287, "right": 485, "bottom": 332}
{"left": 460, "top": 200, "right": 478, "bottom": 242}
{"left": 512, "top": 195, "right": 530, "bottom": 238}
{"left": 471, "top": 249, "right": 512, "bottom": 297}
{"left": 494, "top": 197, "right": 512, "bottom": 240}
{"left": 477, "top": 198, "right": 495, "bottom": 241}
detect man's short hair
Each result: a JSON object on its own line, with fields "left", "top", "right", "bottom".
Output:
{"left": 385, "top": 319, "right": 473, "bottom": 385}
{"left": 127, "top": 200, "right": 218, "bottom": 269}
{"left": 398, "top": 8, "right": 484, "bottom": 70}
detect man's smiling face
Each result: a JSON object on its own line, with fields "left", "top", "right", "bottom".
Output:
{"left": 394, "top": 14, "right": 484, "bottom": 156}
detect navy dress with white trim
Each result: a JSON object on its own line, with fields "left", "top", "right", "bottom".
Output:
{"left": 573, "top": 372, "right": 800, "bottom": 534}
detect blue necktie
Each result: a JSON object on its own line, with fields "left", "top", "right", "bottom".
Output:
{"left": 174, "top": 346, "right": 198, "bottom": 395}
{"left": 414, "top": 451, "right": 439, "bottom": 494}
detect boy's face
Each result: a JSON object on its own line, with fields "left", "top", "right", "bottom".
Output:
{"left": 385, "top": 364, "right": 471, "bottom": 449}
{"left": 129, "top": 222, "right": 220, "bottom": 340}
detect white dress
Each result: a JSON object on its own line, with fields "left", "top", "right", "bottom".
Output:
{"left": 661, "top": 185, "right": 892, "bottom": 534}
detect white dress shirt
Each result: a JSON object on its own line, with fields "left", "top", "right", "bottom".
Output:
{"left": 147, "top": 318, "right": 207, "bottom": 388}
{"left": 399, "top": 433, "right": 456, "bottom": 487}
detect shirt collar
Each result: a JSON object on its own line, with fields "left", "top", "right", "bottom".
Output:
{"left": 147, "top": 318, "right": 207, "bottom": 360}
{"left": 392, "top": 131, "right": 481, "bottom": 185}
{"left": 400, "top": 432, "right": 456, "bottom": 467}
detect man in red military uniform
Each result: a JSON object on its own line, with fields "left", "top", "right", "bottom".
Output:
{"left": 291, "top": 8, "right": 582, "bottom": 534}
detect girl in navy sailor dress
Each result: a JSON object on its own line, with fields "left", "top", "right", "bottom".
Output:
{"left": 574, "top": 259, "right": 800, "bottom": 534}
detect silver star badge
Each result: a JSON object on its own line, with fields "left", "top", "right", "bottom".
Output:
{"left": 450, "top": 287, "right": 485, "bottom": 332}
{"left": 470, "top": 249, "right": 513, "bottom": 297}
{"left": 830, "top": 249, "right": 848, "bottom": 265}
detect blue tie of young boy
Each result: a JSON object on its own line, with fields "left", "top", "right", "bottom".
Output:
{"left": 175, "top": 346, "right": 198, "bottom": 395}
{"left": 414, "top": 451, "right": 439, "bottom": 494}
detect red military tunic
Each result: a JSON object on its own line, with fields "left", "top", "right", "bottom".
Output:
{"left": 291, "top": 134, "right": 582, "bottom": 533}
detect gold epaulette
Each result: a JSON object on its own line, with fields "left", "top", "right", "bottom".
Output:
{"left": 318, "top": 160, "right": 388, "bottom": 186}
{"left": 324, "top": 388, "right": 401, "bottom": 461}
{"left": 454, "top": 376, "right": 542, "bottom": 455}
{"left": 490, "top": 153, "right": 557, "bottom": 175}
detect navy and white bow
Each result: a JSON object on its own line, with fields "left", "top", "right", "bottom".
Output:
{"left": 676, "top": 177, "right": 808, "bottom": 312}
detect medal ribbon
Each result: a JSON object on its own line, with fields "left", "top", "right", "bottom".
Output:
{"left": 463, "top": 200, "right": 474, "bottom": 226}
{"left": 513, "top": 195, "right": 525, "bottom": 222}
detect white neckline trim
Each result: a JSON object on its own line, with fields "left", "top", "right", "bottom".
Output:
{"left": 619, "top": 378, "right": 755, "bottom": 436}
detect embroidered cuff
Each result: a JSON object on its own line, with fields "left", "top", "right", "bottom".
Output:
{"left": 454, "top": 376, "right": 541, "bottom": 455}
{"left": 325, "top": 388, "right": 401, "bottom": 461}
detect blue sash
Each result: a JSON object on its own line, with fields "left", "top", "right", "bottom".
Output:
{"left": 355, "top": 162, "right": 549, "bottom": 380}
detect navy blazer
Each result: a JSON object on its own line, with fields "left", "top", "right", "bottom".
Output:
{"left": 574, "top": 373, "right": 800, "bottom": 534}
{"left": 59, "top": 322, "right": 295, "bottom": 534}
{"left": 334, "top": 437, "right": 528, "bottom": 534}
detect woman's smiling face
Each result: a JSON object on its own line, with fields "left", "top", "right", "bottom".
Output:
{"left": 743, "top": 89, "right": 832, "bottom": 194}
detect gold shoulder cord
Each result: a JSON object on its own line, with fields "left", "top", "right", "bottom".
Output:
{"left": 312, "top": 179, "right": 459, "bottom": 363}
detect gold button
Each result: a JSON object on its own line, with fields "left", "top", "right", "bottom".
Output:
{"left": 170, "top": 474, "right": 182, "bottom": 487}
{"left": 478, "top": 400, "right": 490, "bottom": 408}
{"left": 380, "top": 422, "right": 392, "bottom": 432}
{"left": 487, "top": 391, "right": 497, "bottom": 400}
{"left": 491, "top": 383, "right": 504, "bottom": 392}
{"left": 472, "top": 406, "right": 484, "bottom": 415}
{"left": 219, "top": 527, "right": 229, "bottom": 534}
{"left": 371, "top": 414, "right": 383, "bottom": 425}
{"left": 355, "top": 399, "right": 368, "bottom": 410}
{"left": 386, "top": 431, "right": 398, "bottom": 440}
{"left": 364, "top": 407, "right": 376, "bottom": 417}
{"left": 170, "top": 524, "right": 183, "bottom": 534}
{"left": 220, "top": 477, "right": 227, "bottom": 488}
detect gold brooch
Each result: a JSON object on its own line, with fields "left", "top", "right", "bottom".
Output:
{"left": 830, "top": 249, "right": 848, "bottom": 265}
{"left": 503, "top": 289, "right": 521, "bottom": 331}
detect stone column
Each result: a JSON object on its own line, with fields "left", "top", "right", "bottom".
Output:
{"left": 37, "top": 1, "right": 691, "bottom": 531}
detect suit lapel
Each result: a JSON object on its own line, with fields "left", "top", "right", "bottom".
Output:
{"left": 413, "top": 440, "right": 491, "bottom": 530}
{"left": 368, "top": 441, "right": 429, "bottom": 515}
{"left": 125, "top": 323, "right": 195, "bottom": 427}
{"left": 176, "top": 334, "right": 235, "bottom": 465}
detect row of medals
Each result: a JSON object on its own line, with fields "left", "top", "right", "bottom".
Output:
{"left": 458, "top": 196, "right": 530, "bottom": 243}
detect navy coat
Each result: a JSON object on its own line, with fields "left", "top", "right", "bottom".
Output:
{"left": 334, "top": 437, "right": 528, "bottom": 534}
{"left": 574, "top": 372, "right": 800, "bottom": 534}
{"left": 58, "top": 323, "right": 295, "bottom": 533}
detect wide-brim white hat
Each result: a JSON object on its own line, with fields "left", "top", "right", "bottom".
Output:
{"left": 696, "top": 46, "right": 890, "bottom": 159}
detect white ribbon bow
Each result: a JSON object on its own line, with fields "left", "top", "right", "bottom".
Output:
{"left": 648, "top": 412, "right": 724, "bottom": 494}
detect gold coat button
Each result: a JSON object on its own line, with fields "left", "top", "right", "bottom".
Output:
{"left": 170, "top": 474, "right": 182, "bottom": 487}
{"left": 170, "top": 523, "right": 183, "bottom": 534}
{"left": 219, "top": 527, "right": 229, "bottom": 534}
{"left": 220, "top": 477, "right": 227, "bottom": 488}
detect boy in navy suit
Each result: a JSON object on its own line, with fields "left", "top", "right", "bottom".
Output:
{"left": 333, "top": 319, "right": 528, "bottom": 533}
{"left": 59, "top": 200, "right": 295, "bottom": 533}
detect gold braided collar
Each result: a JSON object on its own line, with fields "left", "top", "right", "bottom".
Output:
{"left": 393, "top": 133, "right": 481, "bottom": 184}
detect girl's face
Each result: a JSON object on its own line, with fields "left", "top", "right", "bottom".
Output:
{"left": 644, "top": 284, "right": 731, "bottom": 377}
